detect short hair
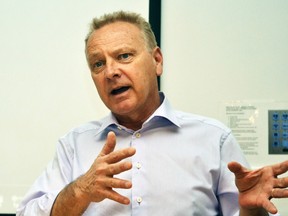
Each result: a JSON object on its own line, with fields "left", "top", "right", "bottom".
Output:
{"left": 85, "top": 11, "right": 157, "bottom": 51}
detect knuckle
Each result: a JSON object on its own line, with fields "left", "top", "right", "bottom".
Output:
{"left": 108, "top": 165, "right": 116, "bottom": 175}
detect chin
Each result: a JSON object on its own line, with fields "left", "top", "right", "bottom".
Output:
{"left": 114, "top": 107, "right": 134, "bottom": 116}
{"left": 110, "top": 103, "right": 133, "bottom": 114}
{"left": 111, "top": 98, "right": 137, "bottom": 111}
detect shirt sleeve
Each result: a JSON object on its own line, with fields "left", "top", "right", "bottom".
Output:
{"left": 16, "top": 137, "right": 73, "bottom": 216}
{"left": 217, "top": 132, "right": 249, "bottom": 216}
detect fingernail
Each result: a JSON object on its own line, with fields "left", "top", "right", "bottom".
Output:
{"left": 126, "top": 182, "right": 132, "bottom": 188}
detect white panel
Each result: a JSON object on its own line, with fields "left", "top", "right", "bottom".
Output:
{"left": 0, "top": 0, "right": 149, "bottom": 213}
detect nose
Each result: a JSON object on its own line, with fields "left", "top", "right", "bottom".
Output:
{"left": 104, "top": 60, "right": 121, "bottom": 79}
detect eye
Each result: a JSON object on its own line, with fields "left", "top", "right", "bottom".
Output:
{"left": 94, "top": 61, "right": 104, "bottom": 68}
{"left": 92, "top": 60, "right": 105, "bottom": 70}
{"left": 90, "top": 60, "right": 105, "bottom": 74}
{"left": 118, "top": 53, "right": 131, "bottom": 60}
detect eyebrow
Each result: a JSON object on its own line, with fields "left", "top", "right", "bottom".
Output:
{"left": 86, "top": 52, "right": 103, "bottom": 62}
{"left": 88, "top": 46, "right": 137, "bottom": 60}
{"left": 112, "top": 46, "right": 137, "bottom": 55}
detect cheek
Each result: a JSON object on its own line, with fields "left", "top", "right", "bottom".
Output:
{"left": 141, "top": 64, "right": 158, "bottom": 84}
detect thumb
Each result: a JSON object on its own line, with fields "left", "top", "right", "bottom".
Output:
{"left": 228, "top": 161, "right": 248, "bottom": 178}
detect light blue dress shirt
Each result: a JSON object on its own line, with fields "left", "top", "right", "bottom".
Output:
{"left": 17, "top": 93, "right": 252, "bottom": 216}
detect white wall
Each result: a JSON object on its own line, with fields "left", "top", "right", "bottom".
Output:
{"left": 161, "top": 0, "right": 288, "bottom": 214}
{"left": 2, "top": 0, "right": 288, "bottom": 214}
{"left": 0, "top": 0, "right": 149, "bottom": 213}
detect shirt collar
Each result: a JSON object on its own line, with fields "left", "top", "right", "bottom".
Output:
{"left": 97, "top": 92, "right": 180, "bottom": 134}
{"left": 144, "top": 92, "right": 180, "bottom": 128}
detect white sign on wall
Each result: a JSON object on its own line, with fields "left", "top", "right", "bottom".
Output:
{"left": 219, "top": 100, "right": 288, "bottom": 168}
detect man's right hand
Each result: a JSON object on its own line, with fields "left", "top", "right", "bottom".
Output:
{"left": 75, "top": 131, "right": 136, "bottom": 204}
{"left": 51, "top": 131, "right": 136, "bottom": 216}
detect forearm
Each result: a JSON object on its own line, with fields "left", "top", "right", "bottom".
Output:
{"left": 50, "top": 181, "right": 91, "bottom": 216}
{"left": 239, "top": 207, "right": 269, "bottom": 216}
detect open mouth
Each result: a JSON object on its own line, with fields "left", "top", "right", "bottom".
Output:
{"left": 111, "top": 86, "right": 130, "bottom": 95}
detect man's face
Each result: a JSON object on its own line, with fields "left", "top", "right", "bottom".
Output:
{"left": 86, "top": 21, "right": 163, "bottom": 120}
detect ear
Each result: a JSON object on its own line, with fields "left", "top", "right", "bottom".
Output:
{"left": 153, "top": 47, "right": 163, "bottom": 76}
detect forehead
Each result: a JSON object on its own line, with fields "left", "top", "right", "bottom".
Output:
{"left": 86, "top": 21, "right": 146, "bottom": 53}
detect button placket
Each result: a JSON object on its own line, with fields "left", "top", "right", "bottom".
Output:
{"left": 131, "top": 131, "right": 145, "bottom": 207}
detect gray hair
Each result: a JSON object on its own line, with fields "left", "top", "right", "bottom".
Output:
{"left": 85, "top": 11, "right": 157, "bottom": 51}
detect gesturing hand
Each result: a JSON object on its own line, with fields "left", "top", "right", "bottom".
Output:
{"left": 76, "top": 131, "right": 136, "bottom": 205}
{"left": 228, "top": 160, "right": 288, "bottom": 214}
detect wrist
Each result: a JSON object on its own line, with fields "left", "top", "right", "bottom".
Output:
{"left": 239, "top": 207, "right": 269, "bottom": 216}
{"left": 72, "top": 177, "right": 92, "bottom": 203}
{"left": 50, "top": 178, "right": 91, "bottom": 216}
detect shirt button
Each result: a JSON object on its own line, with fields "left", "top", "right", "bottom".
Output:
{"left": 136, "top": 162, "right": 142, "bottom": 169}
{"left": 136, "top": 196, "right": 143, "bottom": 204}
{"left": 135, "top": 132, "right": 141, "bottom": 138}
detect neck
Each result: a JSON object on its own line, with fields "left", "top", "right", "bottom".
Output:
{"left": 117, "top": 118, "right": 144, "bottom": 131}
{"left": 114, "top": 95, "right": 162, "bottom": 131}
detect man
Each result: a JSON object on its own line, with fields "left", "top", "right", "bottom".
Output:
{"left": 17, "top": 11, "right": 288, "bottom": 216}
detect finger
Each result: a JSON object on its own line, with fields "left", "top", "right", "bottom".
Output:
{"left": 271, "top": 188, "right": 288, "bottom": 198}
{"left": 99, "top": 131, "right": 117, "bottom": 157}
{"left": 106, "top": 147, "right": 136, "bottom": 164}
{"left": 104, "top": 177, "right": 132, "bottom": 189}
{"left": 262, "top": 199, "right": 278, "bottom": 214}
{"left": 101, "top": 188, "right": 131, "bottom": 205}
{"left": 227, "top": 161, "right": 250, "bottom": 178}
{"left": 272, "top": 160, "right": 288, "bottom": 176}
{"left": 274, "top": 177, "right": 288, "bottom": 188}
{"left": 106, "top": 161, "right": 133, "bottom": 176}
